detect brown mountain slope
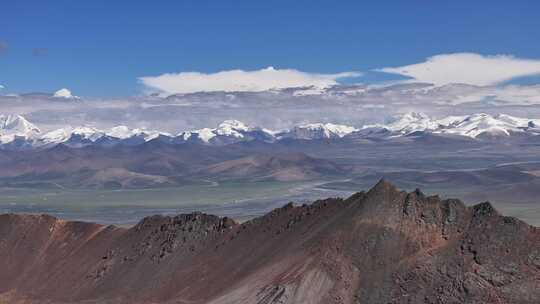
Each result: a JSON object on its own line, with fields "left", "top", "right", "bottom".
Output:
{"left": 0, "top": 181, "right": 539, "bottom": 303}
{"left": 0, "top": 145, "right": 348, "bottom": 188}
{"left": 197, "top": 152, "right": 347, "bottom": 181}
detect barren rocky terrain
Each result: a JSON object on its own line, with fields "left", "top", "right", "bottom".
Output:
{"left": 1, "top": 181, "right": 539, "bottom": 303}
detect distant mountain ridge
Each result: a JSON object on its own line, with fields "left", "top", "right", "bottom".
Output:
{"left": 2, "top": 112, "right": 540, "bottom": 150}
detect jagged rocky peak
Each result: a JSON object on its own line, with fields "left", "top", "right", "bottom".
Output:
{"left": 134, "top": 212, "right": 237, "bottom": 234}
{"left": 355, "top": 178, "right": 405, "bottom": 210}
{"left": 472, "top": 201, "right": 500, "bottom": 218}
{"left": 368, "top": 178, "right": 401, "bottom": 194}
{"left": 343, "top": 180, "right": 514, "bottom": 235}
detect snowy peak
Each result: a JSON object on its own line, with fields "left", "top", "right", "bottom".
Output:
{"left": 181, "top": 128, "right": 215, "bottom": 143}
{"left": 106, "top": 126, "right": 165, "bottom": 141}
{"left": 0, "top": 114, "right": 40, "bottom": 134}
{"left": 40, "top": 128, "right": 74, "bottom": 144}
{"left": 180, "top": 120, "right": 268, "bottom": 144}
{"left": 0, "top": 114, "right": 41, "bottom": 144}
{"left": 216, "top": 120, "right": 250, "bottom": 137}
{"left": 72, "top": 126, "right": 105, "bottom": 141}
{"left": 381, "top": 112, "right": 455, "bottom": 134}
{"left": 281, "top": 122, "right": 358, "bottom": 140}
{"left": 107, "top": 126, "right": 136, "bottom": 139}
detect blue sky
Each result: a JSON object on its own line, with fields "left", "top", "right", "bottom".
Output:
{"left": 1, "top": 0, "right": 540, "bottom": 96}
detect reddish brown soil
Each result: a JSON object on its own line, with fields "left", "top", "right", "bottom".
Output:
{"left": 0, "top": 180, "right": 539, "bottom": 303}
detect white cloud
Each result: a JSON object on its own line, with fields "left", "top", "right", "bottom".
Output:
{"left": 5, "top": 81, "right": 540, "bottom": 132}
{"left": 53, "top": 88, "right": 79, "bottom": 99}
{"left": 5, "top": 52, "right": 540, "bottom": 132}
{"left": 378, "top": 53, "right": 540, "bottom": 86}
{"left": 0, "top": 84, "right": 4, "bottom": 90}
{"left": 475, "top": 84, "right": 540, "bottom": 105}
{"left": 139, "top": 67, "right": 361, "bottom": 95}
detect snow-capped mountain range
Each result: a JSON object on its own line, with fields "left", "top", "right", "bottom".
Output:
{"left": 1, "top": 112, "right": 540, "bottom": 150}
{"left": 369, "top": 112, "right": 540, "bottom": 138}
{"left": 179, "top": 120, "right": 275, "bottom": 145}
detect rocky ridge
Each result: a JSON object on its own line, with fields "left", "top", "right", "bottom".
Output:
{"left": 0, "top": 181, "right": 538, "bottom": 303}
